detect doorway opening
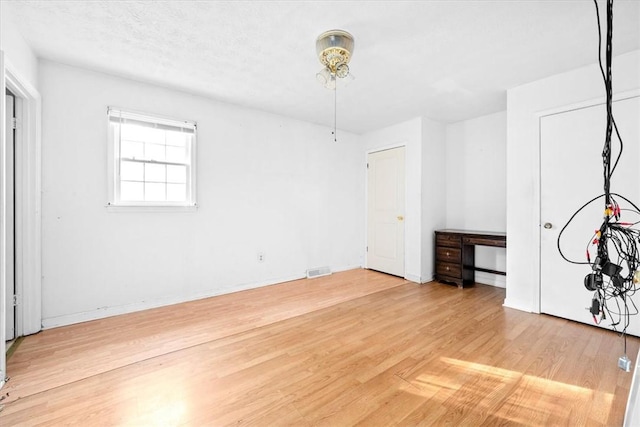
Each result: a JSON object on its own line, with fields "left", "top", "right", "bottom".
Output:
{"left": 5, "top": 88, "right": 16, "bottom": 347}
{"left": 1, "top": 60, "right": 43, "bottom": 388}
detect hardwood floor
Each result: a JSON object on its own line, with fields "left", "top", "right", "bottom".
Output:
{"left": 1, "top": 269, "right": 638, "bottom": 425}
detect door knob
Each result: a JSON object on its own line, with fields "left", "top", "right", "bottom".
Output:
{"left": 544, "top": 223, "right": 552, "bottom": 229}
{"left": 397, "top": 215, "right": 404, "bottom": 221}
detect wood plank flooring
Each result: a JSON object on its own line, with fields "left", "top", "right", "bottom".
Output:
{"left": 1, "top": 269, "right": 638, "bottom": 426}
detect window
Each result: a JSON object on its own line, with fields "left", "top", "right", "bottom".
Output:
{"left": 107, "top": 108, "right": 196, "bottom": 209}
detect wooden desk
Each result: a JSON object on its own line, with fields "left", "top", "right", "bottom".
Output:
{"left": 434, "top": 229, "right": 507, "bottom": 288}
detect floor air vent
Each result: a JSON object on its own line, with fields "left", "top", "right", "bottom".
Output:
{"left": 306, "top": 266, "right": 331, "bottom": 279}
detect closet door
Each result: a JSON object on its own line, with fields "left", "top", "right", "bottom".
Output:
{"left": 540, "top": 95, "right": 640, "bottom": 336}
{"left": 366, "top": 146, "right": 405, "bottom": 277}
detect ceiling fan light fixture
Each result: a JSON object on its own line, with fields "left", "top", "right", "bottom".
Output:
{"left": 315, "top": 29, "right": 355, "bottom": 142}
{"left": 316, "top": 29, "right": 354, "bottom": 76}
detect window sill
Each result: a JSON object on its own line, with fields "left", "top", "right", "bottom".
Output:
{"left": 106, "top": 204, "right": 198, "bottom": 213}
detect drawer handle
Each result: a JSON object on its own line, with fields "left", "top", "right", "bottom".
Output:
{"left": 446, "top": 251, "right": 450, "bottom": 256}
{"left": 446, "top": 266, "right": 450, "bottom": 271}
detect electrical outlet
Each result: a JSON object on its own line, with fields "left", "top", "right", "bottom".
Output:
{"left": 257, "top": 252, "right": 265, "bottom": 262}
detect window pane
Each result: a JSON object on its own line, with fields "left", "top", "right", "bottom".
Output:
{"left": 120, "top": 140, "right": 144, "bottom": 159}
{"left": 120, "top": 181, "right": 144, "bottom": 201}
{"left": 145, "top": 183, "right": 166, "bottom": 201}
{"left": 167, "top": 165, "right": 186, "bottom": 183}
{"left": 121, "top": 123, "right": 147, "bottom": 142}
{"left": 145, "top": 163, "right": 166, "bottom": 183}
{"left": 145, "top": 143, "right": 165, "bottom": 162}
{"left": 166, "top": 131, "right": 187, "bottom": 147}
{"left": 147, "top": 127, "right": 165, "bottom": 145}
{"left": 121, "top": 160, "right": 144, "bottom": 181}
{"left": 166, "top": 146, "right": 186, "bottom": 163}
{"left": 167, "top": 184, "right": 186, "bottom": 202}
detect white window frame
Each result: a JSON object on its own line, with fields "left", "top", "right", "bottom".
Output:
{"left": 107, "top": 107, "right": 197, "bottom": 212}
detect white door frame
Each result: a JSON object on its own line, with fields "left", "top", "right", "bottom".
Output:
{"left": 0, "top": 52, "right": 42, "bottom": 386}
{"left": 365, "top": 143, "right": 407, "bottom": 277}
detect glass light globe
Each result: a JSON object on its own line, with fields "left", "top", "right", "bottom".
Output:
{"left": 335, "top": 63, "right": 350, "bottom": 79}
{"left": 316, "top": 67, "right": 331, "bottom": 85}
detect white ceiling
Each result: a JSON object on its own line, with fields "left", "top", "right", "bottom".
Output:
{"left": 3, "top": 0, "right": 640, "bottom": 134}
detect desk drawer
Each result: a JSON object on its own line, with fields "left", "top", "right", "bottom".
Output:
{"left": 436, "top": 233, "right": 461, "bottom": 248}
{"left": 436, "top": 262, "right": 461, "bottom": 278}
{"left": 463, "top": 236, "right": 506, "bottom": 248}
{"left": 436, "top": 246, "right": 461, "bottom": 263}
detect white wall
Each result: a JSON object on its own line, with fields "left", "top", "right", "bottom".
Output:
{"left": 421, "top": 116, "right": 447, "bottom": 282}
{"left": 506, "top": 49, "right": 640, "bottom": 312}
{"left": 445, "top": 111, "right": 506, "bottom": 287}
{"left": 0, "top": 7, "right": 38, "bottom": 89}
{"left": 39, "top": 60, "right": 364, "bottom": 328}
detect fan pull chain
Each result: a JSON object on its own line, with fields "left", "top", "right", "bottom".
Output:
{"left": 333, "top": 81, "right": 338, "bottom": 142}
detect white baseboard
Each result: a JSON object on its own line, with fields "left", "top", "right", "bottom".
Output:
{"left": 502, "top": 298, "right": 534, "bottom": 313}
{"left": 416, "top": 273, "right": 504, "bottom": 287}
{"left": 475, "top": 272, "right": 506, "bottom": 288}
{"left": 41, "top": 265, "right": 367, "bottom": 329}
{"left": 41, "top": 273, "right": 306, "bottom": 329}
{"left": 333, "top": 264, "right": 363, "bottom": 274}
{"left": 405, "top": 273, "right": 422, "bottom": 283}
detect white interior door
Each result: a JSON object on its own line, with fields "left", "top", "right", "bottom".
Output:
{"left": 5, "top": 90, "right": 15, "bottom": 341}
{"left": 367, "top": 146, "right": 405, "bottom": 277}
{"left": 541, "top": 96, "right": 640, "bottom": 336}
